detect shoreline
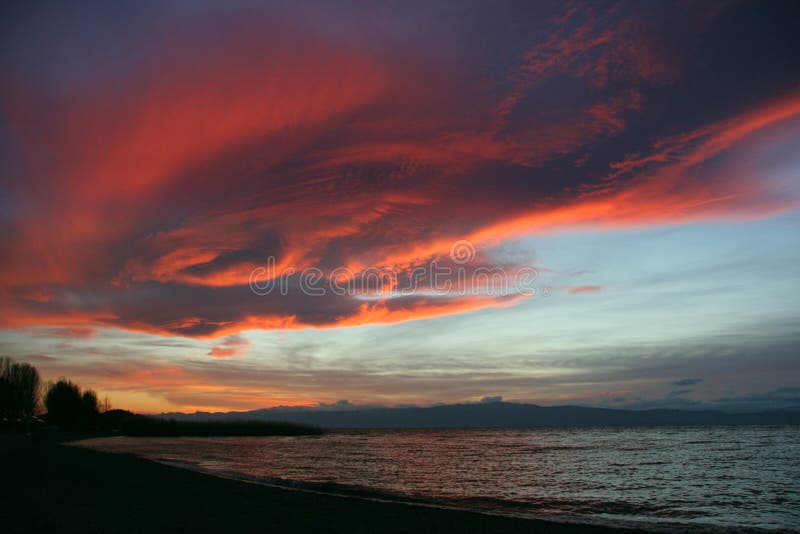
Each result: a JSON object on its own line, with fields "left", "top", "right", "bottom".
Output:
{"left": 138, "top": 457, "right": 638, "bottom": 531}
{"left": 88, "top": 448, "right": 752, "bottom": 534}
{"left": 3, "top": 432, "right": 628, "bottom": 533}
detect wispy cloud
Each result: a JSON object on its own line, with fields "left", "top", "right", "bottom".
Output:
{"left": 562, "top": 285, "right": 605, "bottom": 295}
{"left": 672, "top": 378, "right": 704, "bottom": 387}
{"left": 1, "top": 1, "right": 798, "bottom": 412}
{"left": 208, "top": 335, "right": 251, "bottom": 359}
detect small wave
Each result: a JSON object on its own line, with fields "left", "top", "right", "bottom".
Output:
{"left": 70, "top": 429, "right": 799, "bottom": 533}
{"left": 158, "top": 460, "right": 753, "bottom": 532}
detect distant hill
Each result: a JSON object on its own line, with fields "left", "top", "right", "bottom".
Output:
{"left": 160, "top": 401, "right": 800, "bottom": 428}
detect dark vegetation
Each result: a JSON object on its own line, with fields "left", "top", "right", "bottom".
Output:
{"left": 120, "top": 416, "right": 323, "bottom": 436}
{"left": 1, "top": 354, "right": 108, "bottom": 432}
{"left": 95, "top": 408, "right": 321, "bottom": 437}
{"left": 44, "top": 378, "right": 103, "bottom": 430}
{"left": 0, "top": 356, "right": 42, "bottom": 430}
{"left": 0, "top": 356, "right": 321, "bottom": 436}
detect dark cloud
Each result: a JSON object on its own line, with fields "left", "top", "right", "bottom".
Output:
{"left": 1, "top": 1, "right": 799, "bottom": 337}
{"left": 672, "top": 378, "right": 704, "bottom": 387}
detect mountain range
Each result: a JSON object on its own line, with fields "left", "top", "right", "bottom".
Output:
{"left": 160, "top": 401, "right": 800, "bottom": 428}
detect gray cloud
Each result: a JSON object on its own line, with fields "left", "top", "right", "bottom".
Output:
{"left": 671, "top": 378, "right": 704, "bottom": 387}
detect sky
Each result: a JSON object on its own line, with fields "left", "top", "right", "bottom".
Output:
{"left": 1, "top": 0, "right": 799, "bottom": 414}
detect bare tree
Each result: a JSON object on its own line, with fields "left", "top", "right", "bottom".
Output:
{"left": 15, "top": 362, "right": 41, "bottom": 418}
{"left": 0, "top": 356, "right": 41, "bottom": 423}
{"left": 0, "top": 356, "right": 12, "bottom": 420}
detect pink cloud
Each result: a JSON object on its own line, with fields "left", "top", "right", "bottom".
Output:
{"left": 562, "top": 285, "right": 606, "bottom": 295}
{"left": 207, "top": 335, "right": 251, "bottom": 358}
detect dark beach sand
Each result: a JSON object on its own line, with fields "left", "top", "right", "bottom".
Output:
{"left": 2, "top": 433, "right": 627, "bottom": 533}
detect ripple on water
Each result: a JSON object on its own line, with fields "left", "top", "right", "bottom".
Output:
{"left": 72, "top": 426, "right": 800, "bottom": 530}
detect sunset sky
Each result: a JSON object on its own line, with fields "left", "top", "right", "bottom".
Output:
{"left": 1, "top": 0, "right": 799, "bottom": 414}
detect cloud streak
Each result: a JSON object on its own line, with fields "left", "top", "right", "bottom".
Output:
{"left": 1, "top": 1, "right": 799, "bottom": 343}
{"left": 208, "top": 335, "right": 251, "bottom": 359}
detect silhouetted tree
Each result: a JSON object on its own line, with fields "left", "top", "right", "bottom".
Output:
{"left": 0, "top": 357, "right": 11, "bottom": 417}
{"left": 82, "top": 389, "right": 100, "bottom": 428}
{"left": 45, "top": 380, "right": 84, "bottom": 429}
{"left": 15, "top": 362, "right": 41, "bottom": 418}
{"left": 0, "top": 356, "right": 12, "bottom": 421}
{"left": 43, "top": 380, "right": 103, "bottom": 430}
{"left": 0, "top": 356, "right": 41, "bottom": 423}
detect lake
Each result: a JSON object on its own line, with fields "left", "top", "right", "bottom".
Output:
{"left": 75, "top": 425, "right": 800, "bottom": 530}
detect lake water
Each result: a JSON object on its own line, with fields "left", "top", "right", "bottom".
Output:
{"left": 75, "top": 426, "right": 800, "bottom": 530}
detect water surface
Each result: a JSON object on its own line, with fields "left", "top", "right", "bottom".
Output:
{"left": 75, "top": 426, "right": 800, "bottom": 530}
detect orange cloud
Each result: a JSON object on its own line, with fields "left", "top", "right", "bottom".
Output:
{"left": 1, "top": 2, "right": 799, "bottom": 339}
{"left": 207, "top": 335, "right": 251, "bottom": 359}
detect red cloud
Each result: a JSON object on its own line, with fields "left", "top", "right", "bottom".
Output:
{"left": 208, "top": 335, "right": 251, "bottom": 359}
{"left": 1, "top": 2, "right": 798, "bottom": 338}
